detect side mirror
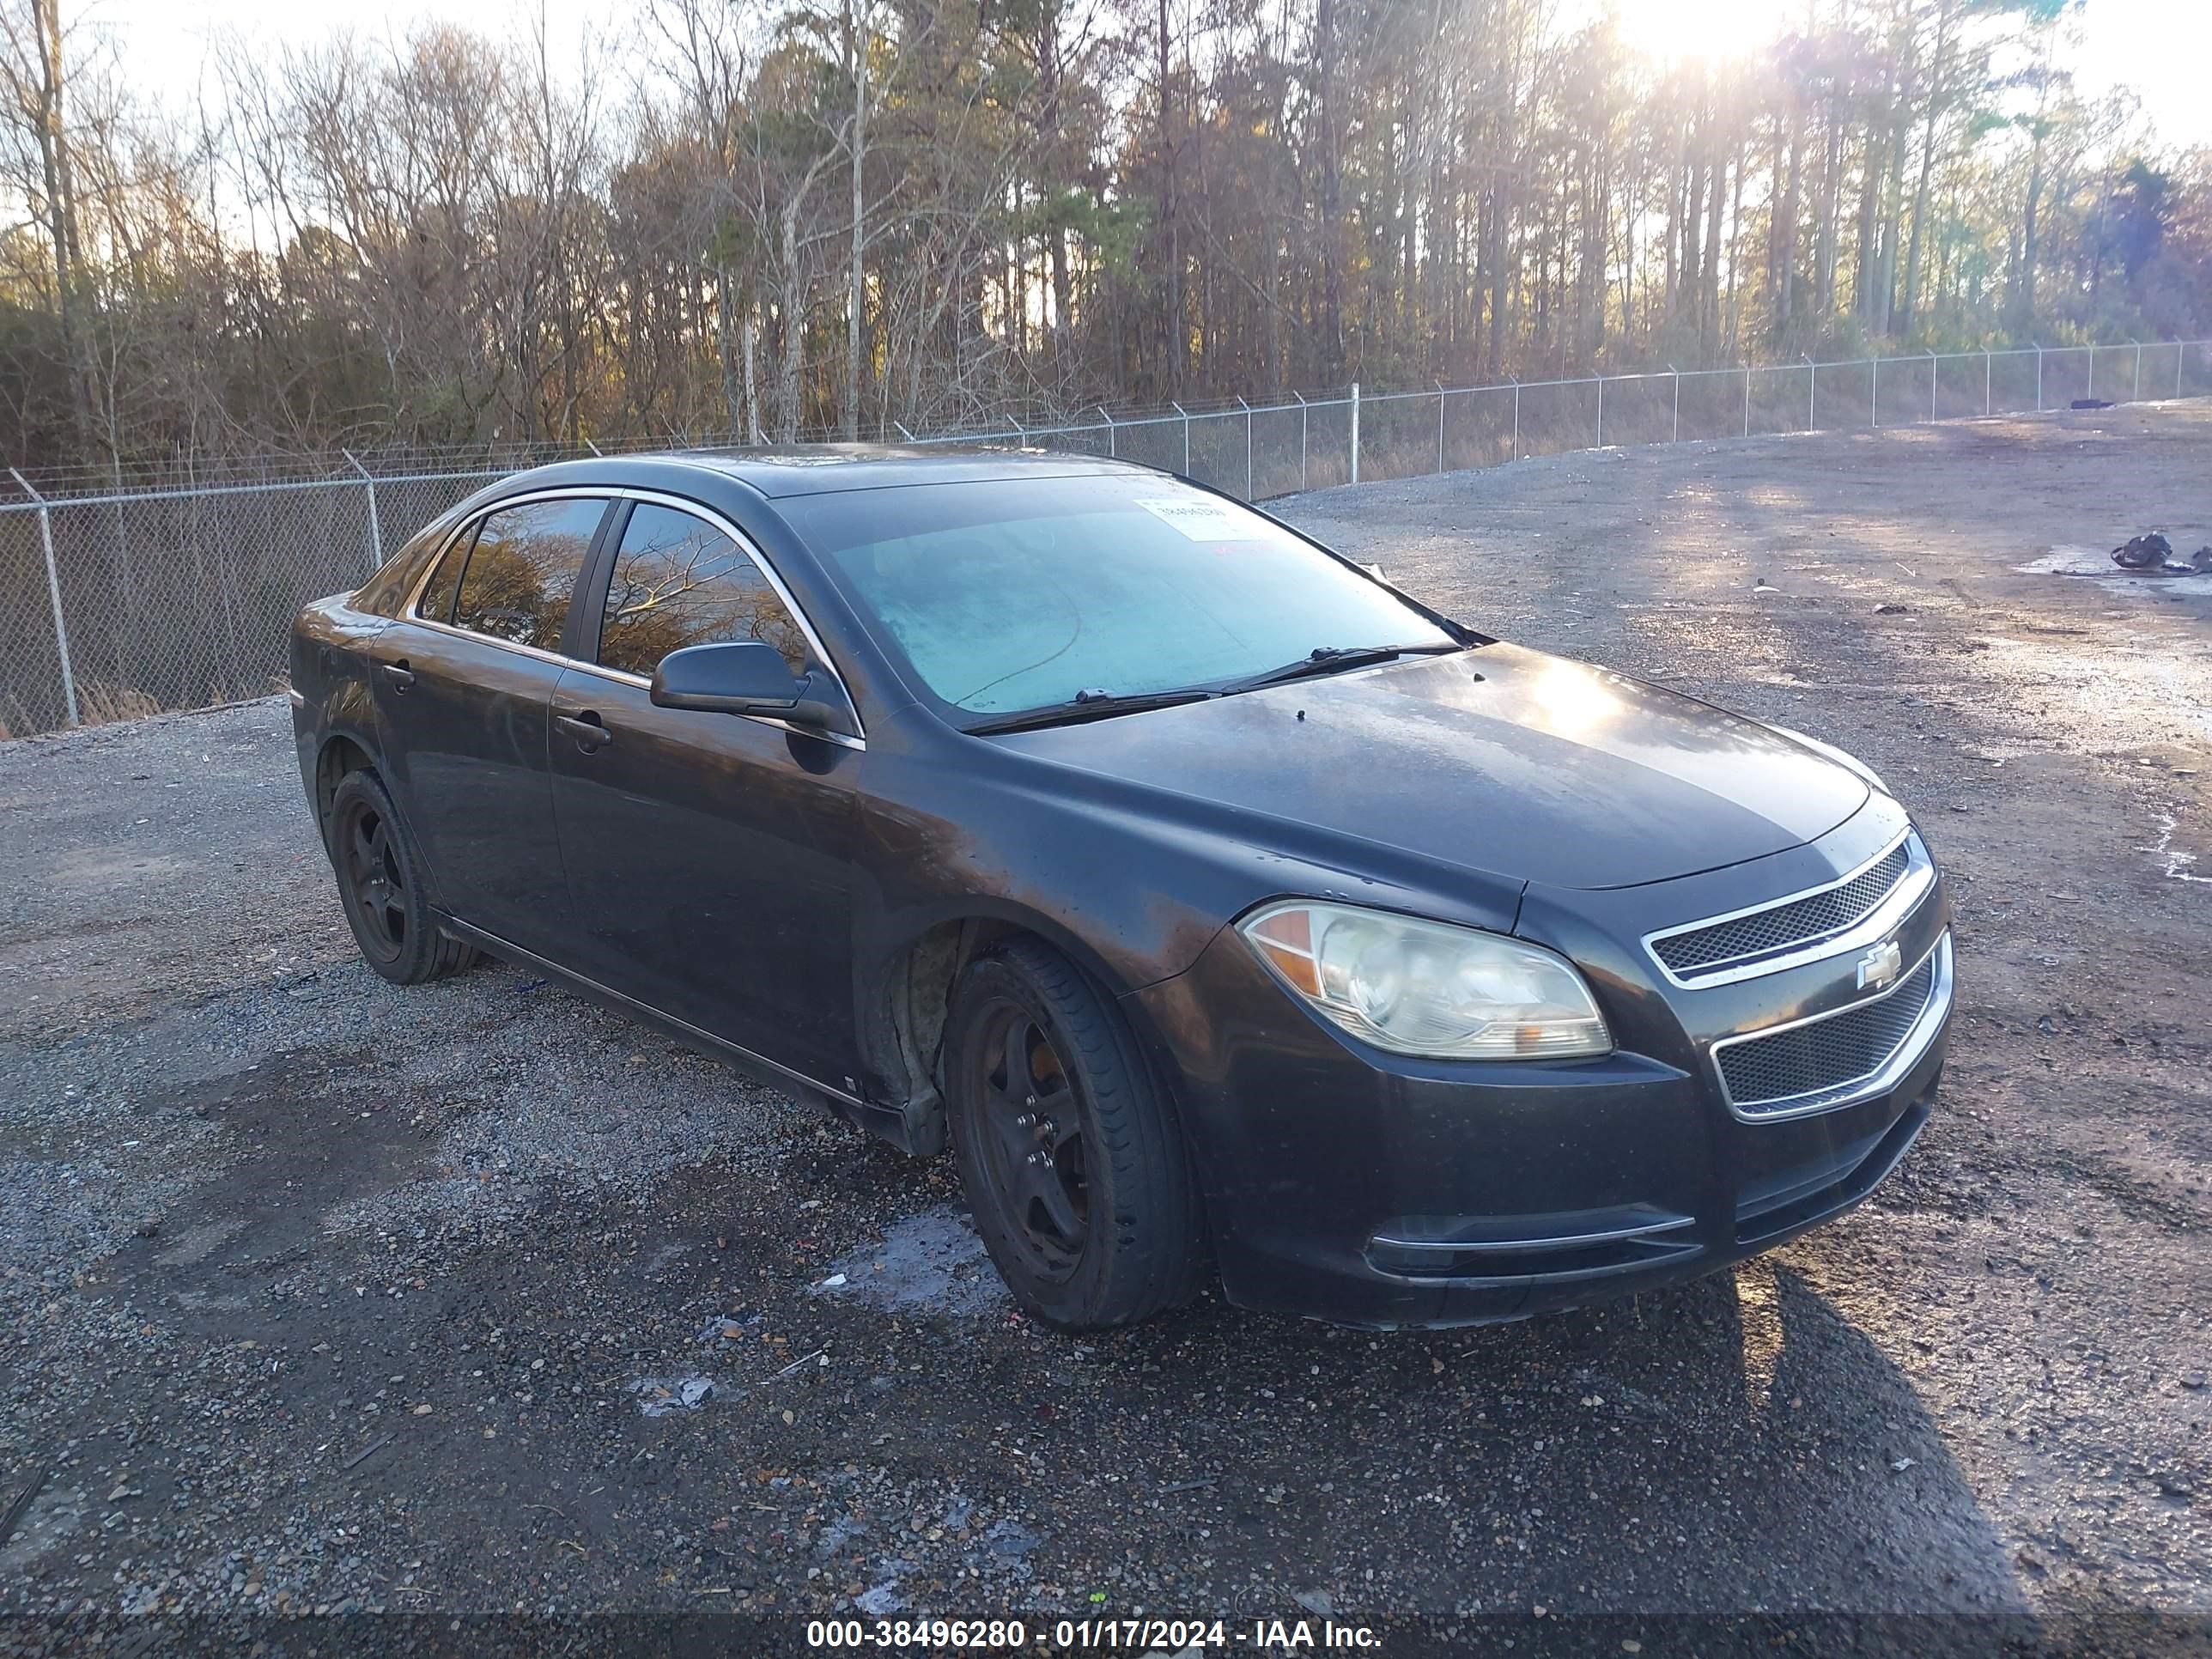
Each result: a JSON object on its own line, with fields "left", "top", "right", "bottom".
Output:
{"left": 650, "top": 640, "right": 857, "bottom": 738}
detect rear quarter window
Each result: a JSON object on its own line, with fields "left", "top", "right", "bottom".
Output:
{"left": 352, "top": 509, "right": 467, "bottom": 618}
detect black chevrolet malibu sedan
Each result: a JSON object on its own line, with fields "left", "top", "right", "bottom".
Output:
{"left": 289, "top": 448, "right": 1953, "bottom": 1331}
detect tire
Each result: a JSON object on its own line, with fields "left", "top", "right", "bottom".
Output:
{"left": 326, "top": 767, "right": 478, "bottom": 986}
{"left": 945, "top": 938, "right": 1206, "bottom": 1330}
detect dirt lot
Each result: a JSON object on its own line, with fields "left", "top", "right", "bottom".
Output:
{"left": 2, "top": 405, "right": 2209, "bottom": 1656}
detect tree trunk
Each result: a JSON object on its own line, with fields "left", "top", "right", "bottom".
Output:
{"left": 780, "top": 202, "right": 807, "bottom": 441}
{"left": 741, "top": 303, "right": 763, "bottom": 443}
{"left": 1814, "top": 102, "right": 1842, "bottom": 318}
{"left": 717, "top": 264, "right": 744, "bottom": 436}
{"left": 33, "top": 0, "right": 94, "bottom": 451}
{"left": 844, "top": 0, "right": 866, "bottom": 441}
{"left": 1315, "top": 0, "right": 1344, "bottom": 379}
{"left": 1160, "top": 0, "right": 1186, "bottom": 393}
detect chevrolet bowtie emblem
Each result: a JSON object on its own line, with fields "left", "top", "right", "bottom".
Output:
{"left": 1856, "top": 939, "right": 1904, "bottom": 991}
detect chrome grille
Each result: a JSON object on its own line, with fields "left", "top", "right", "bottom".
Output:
{"left": 1653, "top": 840, "right": 1912, "bottom": 979}
{"left": 1716, "top": 950, "right": 1939, "bottom": 1116}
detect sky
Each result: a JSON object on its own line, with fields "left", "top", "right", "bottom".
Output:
{"left": 81, "top": 0, "right": 2212, "bottom": 150}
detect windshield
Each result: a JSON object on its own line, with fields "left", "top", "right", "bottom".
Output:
{"left": 781, "top": 475, "right": 1456, "bottom": 717}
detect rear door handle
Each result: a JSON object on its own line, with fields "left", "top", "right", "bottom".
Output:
{"left": 556, "top": 711, "right": 612, "bottom": 753}
{"left": 380, "top": 661, "right": 415, "bottom": 692}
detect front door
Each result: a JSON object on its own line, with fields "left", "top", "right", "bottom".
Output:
{"left": 371, "top": 494, "right": 611, "bottom": 957}
{"left": 547, "top": 499, "right": 864, "bottom": 1085}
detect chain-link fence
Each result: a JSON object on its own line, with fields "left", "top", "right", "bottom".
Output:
{"left": 3, "top": 340, "right": 2208, "bottom": 739}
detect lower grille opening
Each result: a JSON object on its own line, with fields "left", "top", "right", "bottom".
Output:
{"left": 1735, "top": 1100, "right": 1932, "bottom": 1244}
{"left": 1368, "top": 1207, "right": 1700, "bottom": 1282}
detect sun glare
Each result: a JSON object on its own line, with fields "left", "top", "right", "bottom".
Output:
{"left": 1607, "top": 0, "right": 1791, "bottom": 64}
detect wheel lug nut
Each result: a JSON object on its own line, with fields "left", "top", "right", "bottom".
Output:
{"left": 1015, "top": 1114, "right": 1033, "bottom": 1127}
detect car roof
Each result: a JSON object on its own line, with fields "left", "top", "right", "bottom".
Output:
{"left": 500, "top": 445, "right": 1163, "bottom": 501}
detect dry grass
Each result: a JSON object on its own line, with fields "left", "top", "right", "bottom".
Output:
{"left": 76, "top": 678, "right": 165, "bottom": 726}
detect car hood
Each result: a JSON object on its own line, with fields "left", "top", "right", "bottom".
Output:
{"left": 993, "top": 643, "right": 1869, "bottom": 890}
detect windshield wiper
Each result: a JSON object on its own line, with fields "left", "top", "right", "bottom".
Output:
{"left": 963, "top": 687, "right": 1216, "bottom": 736}
{"left": 1218, "top": 642, "right": 1462, "bottom": 696}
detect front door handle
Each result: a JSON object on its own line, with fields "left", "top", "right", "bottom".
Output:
{"left": 380, "top": 660, "right": 415, "bottom": 692}
{"left": 556, "top": 711, "right": 612, "bottom": 753}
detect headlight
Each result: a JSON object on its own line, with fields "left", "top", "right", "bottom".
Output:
{"left": 1767, "top": 722, "right": 1888, "bottom": 793}
{"left": 1237, "top": 900, "right": 1612, "bottom": 1060}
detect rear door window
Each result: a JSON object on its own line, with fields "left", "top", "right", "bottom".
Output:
{"left": 357, "top": 508, "right": 465, "bottom": 618}
{"left": 596, "top": 502, "right": 810, "bottom": 679}
{"left": 451, "top": 497, "right": 609, "bottom": 652}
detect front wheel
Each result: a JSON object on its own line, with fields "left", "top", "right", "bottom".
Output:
{"left": 327, "top": 768, "right": 478, "bottom": 986}
{"left": 945, "top": 939, "right": 1206, "bottom": 1330}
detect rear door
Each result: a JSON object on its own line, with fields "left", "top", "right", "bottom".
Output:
{"left": 547, "top": 496, "right": 865, "bottom": 1084}
{"left": 370, "top": 492, "right": 614, "bottom": 957}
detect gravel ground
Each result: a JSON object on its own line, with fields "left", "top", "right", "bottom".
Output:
{"left": 1, "top": 405, "right": 2208, "bottom": 1656}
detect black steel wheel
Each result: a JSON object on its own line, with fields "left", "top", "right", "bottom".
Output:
{"left": 326, "top": 767, "right": 478, "bottom": 986}
{"left": 966, "top": 1000, "right": 1091, "bottom": 1284}
{"left": 945, "top": 939, "right": 1206, "bottom": 1330}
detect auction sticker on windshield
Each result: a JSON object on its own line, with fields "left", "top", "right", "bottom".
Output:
{"left": 1133, "top": 495, "right": 1270, "bottom": 540}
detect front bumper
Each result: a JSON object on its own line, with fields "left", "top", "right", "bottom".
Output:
{"left": 1128, "top": 811, "right": 1952, "bottom": 1329}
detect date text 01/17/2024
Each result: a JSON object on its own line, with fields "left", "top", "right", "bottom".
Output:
{"left": 1057, "top": 1622, "right": 1382, "bottom": 1650}
{"left": 802, "top": 1618, "right": 1384, "bottom": 1650}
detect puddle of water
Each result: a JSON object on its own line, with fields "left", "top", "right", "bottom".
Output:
{"left": 0, "top": 1484, "right": 86, "bottom": 1572}
{"left": 818, "top": 1208, "right": 1009, "bottom": 1317}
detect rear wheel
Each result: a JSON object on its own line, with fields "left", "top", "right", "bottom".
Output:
{"left": 945, "top": 939, "right": 1206, "bottom": 1330}
{"left": 327, "top": 768, "right": 477, "bottom": 986}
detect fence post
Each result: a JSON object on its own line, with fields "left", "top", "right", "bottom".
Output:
{"left": 2033, "top": 343, "right": 2043, "bottom": 410}
{"left": 890, "top": 419, "right": 915, "bottom": 441}
{"left": 1668, "top": 364, "right": 1680, "bottom": 442}
{"left": 2086, "top": 347, "right": 2094, "bottom": 400}
{"left": 1595, "top": 374, "right": 1605, "bottom": 447}
{"left": 1349, "top": 382, "right": 1360, "bottom": 485}
{"left": 1984, "top": 346, "right": 1992, "bottom": 417}
{"left": 1742, "top": 365, "right": 1751, "bottom": 437}
{"left": 2182, "top": 343, "right": 2189, "bottom": 398}
{"left": 1929, "top": 354, "right": 1938, "bottom": 422}
{"left": 1805, "top": 356, "right": 1816, "bottom": 430}
{"left": 1172, "top": 402, "right": 1189, "bottom": 475}
{"left": 1510, "top": 378, "right": 1521, "bottom": 460}
{"left": 343, "top": 449, "right": 383, "bottom": 576}
{"left": 1239, "top": 396, "right": 1254, "bottom": 498}
{"left": 1097, "top": 407, "right": 1115, "bottom": 459}
{"left": 2130, "top": 341, "right": 2142, "bottom": 402}
{"left": 1434, "top": 380, "right": 1447, "bottom": 474}
{"left": 9, "top": 467, "right": 78, "bottom": 727}
{"left": 1293, "top": 392, "right": 1308, "bottom": 490}
{"left": 1870, "top": 356, "right": 1879, "bottom": 428}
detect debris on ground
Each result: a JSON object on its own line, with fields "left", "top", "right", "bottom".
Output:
{"left": 2106, "top": 533, "right": 2212, "bottom": 574}
{"left": 2019, "top": 542, "right": 2212, "bottom": 584}
{"left": 631, "top": 1376, "right": 719, "bottom": 1416}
